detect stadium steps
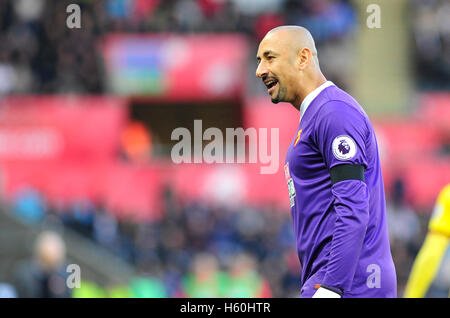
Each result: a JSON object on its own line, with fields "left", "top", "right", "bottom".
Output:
{"left": 0, "top": 201, "right": 136, "bottom": 290}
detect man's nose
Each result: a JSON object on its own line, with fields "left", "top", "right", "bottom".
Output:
{"left": 256, "top": 62, "right": 268, "bottom": 78}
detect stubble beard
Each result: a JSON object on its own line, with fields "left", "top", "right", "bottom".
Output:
{"left": 271, "top": 85, "right": 287, "bottom": 104}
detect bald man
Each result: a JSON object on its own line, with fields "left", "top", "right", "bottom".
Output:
{"left": 13, "top": 231, "right": 70, "bottom": 297}
{"left": 256, "top": 26, "right": 397, "bottom": 298}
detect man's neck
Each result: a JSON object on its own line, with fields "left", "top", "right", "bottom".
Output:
{"left": 293, "top": 74, "right": 327, "bottom": 110}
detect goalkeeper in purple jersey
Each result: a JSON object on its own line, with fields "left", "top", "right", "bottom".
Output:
{"left": 256, "top": 26, "right": 397, "bottom": 298}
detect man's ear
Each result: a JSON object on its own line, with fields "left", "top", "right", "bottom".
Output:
{"left": 297, "top": 47, "right": 312, "bottom": 70}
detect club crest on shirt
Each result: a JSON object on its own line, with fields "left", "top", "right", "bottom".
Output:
{"left": 332, "top": 135, "right": 357, "bottom": 160}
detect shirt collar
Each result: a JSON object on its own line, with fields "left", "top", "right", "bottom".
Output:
{"left": 299, "top": 80, "right": 335, "bottom": 122}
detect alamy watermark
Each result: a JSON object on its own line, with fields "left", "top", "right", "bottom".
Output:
{"left": 66, "top": 4, "right": 81, "bottom": 29}
{"left": 366, "top": 4, "right": 381, "bottom": 29}
{"left": 66, "top": 264, "right": 81, "bottom": 289}
{"left": 171, "top": 120, "right": 279, "bottom": 174}
{"left": 366, "top": 263, "right": 381, "bottom": 288}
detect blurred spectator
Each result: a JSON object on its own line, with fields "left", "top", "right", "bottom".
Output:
{"left": 61, "top": 199, "right": 95, "bottom": 239}
{"left": 13, "top": 0, "right": 45, "bottom": 22}
{"left": 182, "top": 253, "right": 228, "bottom": 297}
{"left": 387, "top": 178, "right": 421, "bottom": 245}
{"left": 12, "top": 187, "right": 46, "bottom": 225}
{"left": 93, "top": 204, "right": 120, "bottom": 250}
{"left": 13, "top": 231, "right": 71, "bottom": 298}
{"left": 225, "top": 252, "right": 272, "bottom": 297}
{"left": 120, "top": 121, "right": 153, "bottom": 163}
{"left": 386, "top": 177, "right": 425, "bottom": 295}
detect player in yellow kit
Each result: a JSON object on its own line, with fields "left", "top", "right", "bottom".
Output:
{"left": 404, "top": 184, "right": 450, "bottom": 297}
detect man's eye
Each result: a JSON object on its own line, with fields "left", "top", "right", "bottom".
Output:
{"left": 267, "top": 56, "right": 275, "bottom": 60}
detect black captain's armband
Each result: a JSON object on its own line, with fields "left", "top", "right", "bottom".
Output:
{"left": 330, "top": 164, "right": 365, "bottom": 185}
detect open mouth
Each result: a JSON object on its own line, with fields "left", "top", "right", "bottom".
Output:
{"left": 265, "top": 79, "right": 278, "bottom": 93}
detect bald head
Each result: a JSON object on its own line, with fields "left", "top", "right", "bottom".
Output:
{"left": 256, "top": 25, "right": 326, "bottom": 109}
{"left": 265, "top": 26, "right": 319, "bottom": 64}
{"left": 34, "top": 231, "right": 66, "bottom": 271}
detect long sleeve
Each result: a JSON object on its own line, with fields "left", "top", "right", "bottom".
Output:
{"left": 323, "top": 179, "right": 369, "bottom": 292}
{"left": 314, "top": 101, "right": 370, "bottom": 293}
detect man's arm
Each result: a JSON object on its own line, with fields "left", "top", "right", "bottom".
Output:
{"left": 322, "top": 178, "right": 369, "bottom": 295}
{"left": 314, "top": 101, "right": 370, "bottom": 296}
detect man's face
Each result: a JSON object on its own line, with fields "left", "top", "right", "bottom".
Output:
{"left": 256, "top": 34, "right": 297, "bottom": 104}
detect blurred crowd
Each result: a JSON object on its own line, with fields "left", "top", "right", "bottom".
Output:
{"left": 385, "top": 178, "right": 430, "bottom": 295}
{"left": 412, "top": 0, "right": 450, "bottom": 90}
{"left": 3, "top": 180, "right": 430, "bottom": 298}
{"left": 0, "top": 0, "right": 358, "bottom": 94}
{"left": 5, "top": 185, "right": 301, "bottom": 298}
{"left": 1, "top": 0, "right": 448, "bottom": 92}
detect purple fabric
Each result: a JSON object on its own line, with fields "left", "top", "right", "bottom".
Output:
{"left": 285, "top": 85, "right": 397, "bottom": 298}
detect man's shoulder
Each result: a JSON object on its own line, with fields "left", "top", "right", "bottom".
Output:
{"left": 311, "top": 86, "right": 372, "bottom": 139}
{"left": 316, "top": 86, "right": 368, "bottom": 120}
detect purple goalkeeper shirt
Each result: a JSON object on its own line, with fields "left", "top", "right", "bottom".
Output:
{"left": 284, "top": 81, "right": 397, "bottom": 298}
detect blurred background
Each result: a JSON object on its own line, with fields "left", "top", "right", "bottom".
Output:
{"left": 0, "top": 0, "right": 449, "bottom": 298}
